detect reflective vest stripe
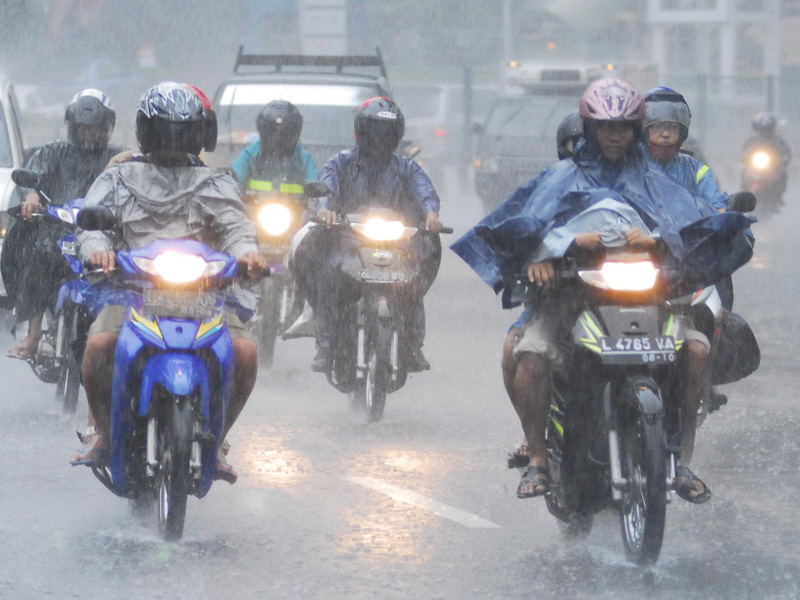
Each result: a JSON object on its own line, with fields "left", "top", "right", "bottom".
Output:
{"left": 279, "top": 183, "right": 305, "bottom": 194}
{"left": 247, "top": 180, "right": 304, "bottom": 194}
{"left": 248, "top": 179, "right": 273, "bottom": 191}
{"left": 696, "top": 164, "right": 710, "bottom": 184}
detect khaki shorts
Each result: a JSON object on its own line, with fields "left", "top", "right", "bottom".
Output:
{"left": 88, "top": 304, "right": 254, "bottom": 342}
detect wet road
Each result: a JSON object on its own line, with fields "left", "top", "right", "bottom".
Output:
{"left": 1, "top": 170, "right": 799, "bottom": 600}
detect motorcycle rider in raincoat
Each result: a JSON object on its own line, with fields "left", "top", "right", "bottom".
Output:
{"left": 231, "top": 100, "right": 318, "bottom": 194}
{"left": 71, "top": 83, "right": 267, "bottom": 485}
{"left": 453, "top": 79, "right": 755, "bottom": 504}
{"left": 294, "top": 97, "right": 442, "bottom": 373}
{"left": 743, "top": 112, "right": 792, "bottom": 197}
{"left": 3, "top": 89, "right": 125, "bottom": 359}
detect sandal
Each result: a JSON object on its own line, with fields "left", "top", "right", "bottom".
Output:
{"left": 214, "top": 456, "right": 238, "bottom": 485}
{"left": 516, "top": 465, "right": 550, "bottom": 499}
{"left": 70, "top": 445, "right": 108, "bottom": 467}
{"left": 674, "top": 465, "right": 712, "bottom": 504}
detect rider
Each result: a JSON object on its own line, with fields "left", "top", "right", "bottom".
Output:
{"left": 743, "top": 112, "right": 792, "bottom": 195}
{"left": 454, "top": 79, "right": 735, "bottom": 504}
{"left": 231, "top": 100, "right": 317, "bottom": 193}
{"left": 556, "top": 110, "right": 583, "bottom": 160}
{"left": 71, "top": 83, "right": 267, "bottom": 484}
{"left": 294, "top": 97, "right": 442, "bottom": 373}
{"left": 2, "top": 89, "right": 124, "bottom": 359}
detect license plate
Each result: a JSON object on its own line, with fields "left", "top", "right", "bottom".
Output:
{"left": 599, "top": 336, "right": 677, "bottom": 364}
{"left": 358, "top": 269, "right": 406, "bottom": 283}
{"left": 60, "top": 241, "right": 76, "bottom": 256}
{"left": 142, "top": 289, "right": 218, "bottom": 319}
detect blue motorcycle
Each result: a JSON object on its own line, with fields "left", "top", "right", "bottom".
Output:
{"left": 78, "top": 206, "right": 249, "bottom": 540}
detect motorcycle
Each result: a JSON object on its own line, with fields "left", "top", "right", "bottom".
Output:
{"left": 244, "top": 181, "right": 309, "bottom": 367}
{"left": 76, "top": 205, "right": 263, "bottom": 540}
{"left": 506, "top": 249, "right": 693, "bottom": 565}
{"left": 309, "top": 199, "right": 452, "bottom": 422}
{"left": 9, "top": 169, "right": 90, "bottom": 413}
{"left": 741, "top": 146, "right": 786, "bottom": 216}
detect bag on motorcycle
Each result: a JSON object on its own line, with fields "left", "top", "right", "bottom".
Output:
{"left": 711, "top": 310, "right": 760, "bottom": 385}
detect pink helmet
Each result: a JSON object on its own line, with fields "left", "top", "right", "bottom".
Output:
{"left": 579, "top": 78, "right": 645, "bottom": 122}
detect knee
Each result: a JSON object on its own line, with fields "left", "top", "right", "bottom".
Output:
{"left": 85, "top": 332, "right": 117, "bottom": 364}
{"left": 516, "top": 352, "right": 547, "bottom": 382}
{"left": 687, "top": 340, "right": 708, "bottom": 366}
{"left": 233, "top": 339, "right": 258, "bottom": 373}
{"left": 501, "top": 329, "right": 520, "bottom": 372}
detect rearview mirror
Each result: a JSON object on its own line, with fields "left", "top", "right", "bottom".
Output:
{"left": 11, "top": 169, "right": 40, "bottom": 189}
{"left": 76, "top": 205, "right": 117, "bottom": 231}
{"left": 304, "top": 182, "right": 331, "bottom": 198}
{"left": 728, "top": 191, "right": 757, "bottom": 213}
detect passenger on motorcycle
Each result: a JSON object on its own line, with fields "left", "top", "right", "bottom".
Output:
{"left": 2, "top": 89, "right": 124, "bottom": 359}
{"left": 556, "top": 111, "right": 583, "bottom": 160}
{"left": 743, "top": 112, "right": 792, "bottom": 195}
{"left": 231, "top": 100, "right": 318, "bottom": 194}
{"left": 294, "top": 97, "right": 442, "bottom": 373}
{"left": 71, "top": 83, "right": 267, "bottom": 484}
{"left": 456, "top": 79, "right": 722, "bottom": 504}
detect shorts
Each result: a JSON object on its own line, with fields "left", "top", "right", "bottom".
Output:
{"left": 88, "top": 304, "right": 254, "bottom": 342}
{"left": 674, "top": 315, "right": 710, "bottom": 351}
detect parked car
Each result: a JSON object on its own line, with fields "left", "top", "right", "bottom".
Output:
{"left": 473, "top": 93, "right": 577, "bottom": 212}
{"left": 0, "top": 75, "right": 26, "bottom": 298}
{"left": 211, "top": 48, "right": 391, "bottom": 170}
{"left": 14, "top": 84, "right": 67, "bottom": 148}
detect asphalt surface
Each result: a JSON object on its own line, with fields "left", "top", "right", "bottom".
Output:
{"left": 0, "top": 169, "right": 798, "bottom": 600}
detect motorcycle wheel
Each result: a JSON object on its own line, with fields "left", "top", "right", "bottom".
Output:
{"left": 364, "top": 323, "right": 392, "bottom": 423}
{"left": 619, "top": 413, "right": 667, "bottom": 565}
{"left": 157, "top": 398, "right": 193, "bottom": 541}
{"left": 54, "top": 309, "right": 81, "bottom": 414}
{"left": 257, "top": 279, "right": 281, "bottom": 368}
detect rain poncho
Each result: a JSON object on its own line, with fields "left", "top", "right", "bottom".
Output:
{"left": 452, "top": 143, "right": 754, "bottom": 302}
{"left": 231, "top": 141, "right": 318, "bottom": 191}
{"left": 318, "top": 148, "right": 440, "bottom": 225}
{"left": 643, "top": 145, "right": 728, "bottom": 210}
{"left": 77, "top": 159, "right": 259, "bottom": 315}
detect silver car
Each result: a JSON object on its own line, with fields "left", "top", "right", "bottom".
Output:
{"left": 0, "top": 75, "right": 26, "bottom": 297}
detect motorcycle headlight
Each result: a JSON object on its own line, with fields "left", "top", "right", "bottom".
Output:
{"left": 133, "top": 252, "right": 227, "bottom": 283}
{"left": 56, "top": 207, "right": 74, "bottom": 224}
{"left": 752, "top": 151, "right": 771, "bottom": 170}
{"left": 257, "top": 203, "right": 293, "bottom": 236}
{"left": 579, "top": 261, "right": 659, "bottom": 292}
{"left": 352, "top": 218, "right": 408, "bottom": 242}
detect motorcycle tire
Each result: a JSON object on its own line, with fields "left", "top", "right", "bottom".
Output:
{"left": 257, "top": 279, "right": 281, "bottom": 368}
{"left": 157, "top": 398, "right": 193, "bottom": 541}
{"left": 54, "top": 309, "right": 81, "bottom": 414}
{"left": 364, "top": 322, "right": 392, "bottom": 423}
{"left": 619, "top": 412, "right": 667, "bottom": 565}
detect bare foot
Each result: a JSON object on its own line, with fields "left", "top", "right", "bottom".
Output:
{"left": 214, "top": 447, "right": 238, "bottom": 484}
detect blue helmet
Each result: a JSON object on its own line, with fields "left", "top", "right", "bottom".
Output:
{"left": 643, "top": 87, "right": 691, "bottom": 144}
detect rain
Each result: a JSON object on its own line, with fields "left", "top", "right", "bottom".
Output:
{"left": 0, "top": 1, "right": 798, "bottom": 598}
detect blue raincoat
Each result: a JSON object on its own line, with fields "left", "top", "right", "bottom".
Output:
{"left": 643, "top": 145, "right": 728, "bottom": 210}
{"left": 452, "top": 143, "right": 754, "bottom": 302}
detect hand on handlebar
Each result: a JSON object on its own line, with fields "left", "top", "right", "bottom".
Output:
{"left": 626, "top": 228, "right": 657, "bottom": 249}
{"left": 21, "top": 193, "right": 43, "bottom": 221}
{"left": 90, "top": 250, "right": 117, "bottom": 273}
{"left": 425, "top": 211, "right": 443, "bottom": 233}
{"left": 316, "top": 208, "right": 337, "bottom": 227}
{"left": 238, "top": 250, "right": 269, "bottom": 278}
{"left": 527, "top": 261, "right": 555, "bottom": 288}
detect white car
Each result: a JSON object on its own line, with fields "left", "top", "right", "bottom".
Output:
{"left": 0, "top": 75, "right": 26, "bottom": 297}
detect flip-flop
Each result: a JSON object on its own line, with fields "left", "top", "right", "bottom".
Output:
{"left": 214, "top": 460, "right": 238, "bottom": 485}
{"left": 71, "top": 446, "right": 108, "bottom": 467}
{"left": 516, "top": 465, "right": 550, "bottom": 499}
{"left": 674, "top": 465, "right": 712, "bottom": 504}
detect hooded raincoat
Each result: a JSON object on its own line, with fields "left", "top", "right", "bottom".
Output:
{"left": 643, "top": 145, "right": 728, "bottom": 210}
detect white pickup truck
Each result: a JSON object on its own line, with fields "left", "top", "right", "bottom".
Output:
{"left": 0, "top": 75, "right": 26, "bottom": 298}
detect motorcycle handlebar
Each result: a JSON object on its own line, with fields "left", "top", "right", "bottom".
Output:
{"left": 309, "top": 216, "right": 453, "bottom": 233}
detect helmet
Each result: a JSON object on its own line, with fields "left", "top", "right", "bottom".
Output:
{"left": 643, "top": 87, "right": 691, "bottom": 144}
{"left": 136, "top": 82, "right": 206, "bottom": 155}
{"left": 65, "top": 89, "right": 115, "bottom": 149}
{"left": 752, "top": 112, "right": 777, "bottom": 135}
{"left": 354, "top": 97, "right": 404, "bottom": 160}
{"left": 256, "top": 100, "right": 303, "bottom": 157}
{"left": 556, "top": 111, "right": 583, "bottom": 160}
{"left": 183, "top": 84, "right": 217, "bottom": 152}
{"left": 579, "top": 79, "right": 645, "bottom": 123}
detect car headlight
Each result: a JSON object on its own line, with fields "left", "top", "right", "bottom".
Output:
{"left": 352, "top": 218, "right": 408, "bottom": 242}
{"left": 56, "top": 207, "right": 74, "bottom": 224}
{"left": 751, "top": 151, "right": 771, "bottom": 170}
{"left": 579, "top": 261, "right": 659, "bottom": 292}
{"left": 476, "top": 157, "right": 499, "bottom": 173}
{"left": 133, "top": 252, "right": 227, "bottom": 283}
{"left": 257, "top": 203, "right": 293, "bottom": 236}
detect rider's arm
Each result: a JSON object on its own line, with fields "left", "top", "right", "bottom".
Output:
{"left": 298, "top": 145, "right": 319, "bottom": 183}
{"left": 203, "top": 173, "right": 259, "bottom": 259}
{"left": 695, "top": 164, "right": 729, "bottom": 211}
{"left": 406, "top": 159, "right": 440, "bottom": 216}
{"left": 231, "top": 141, "right": 260, "bottom": 186}
{"left": 76, "top": 169, "right": 117, "bottom": 264}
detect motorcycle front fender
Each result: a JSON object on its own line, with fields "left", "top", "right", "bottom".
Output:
{"left": 138, "top": 353, "right": 210, "bottom": 418}
{"left": 622, "top": 376, "right": 663, "bottom": 416}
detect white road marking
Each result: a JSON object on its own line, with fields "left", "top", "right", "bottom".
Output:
{"left": 346, "top": 476, "right": 500, "bottom": 529}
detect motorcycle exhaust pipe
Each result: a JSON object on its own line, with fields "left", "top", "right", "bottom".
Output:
{"left": 55, "top": 314, "right": 66, "bottom": 359}
{"left": 146, "top": 417, "right": 158, "bottom": 477}
{"left": 190, "top": 420, "right": 202, "bottom": 473}
{"left": 357, "top": 327, "right": 366, "bottom": 371}
{"left": 279, "top": 285, "right": 289, "bottom": 325}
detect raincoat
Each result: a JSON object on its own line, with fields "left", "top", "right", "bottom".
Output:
{"left": 77, "top": 159, "right": 259, "bottom": 315}
{"left": 231, "top": 141, "right": 318, "bottom": 192}
{"left": 1, "top": 140, "right": 125, "bottom": 320}
{"left": 643, "top": 145, "right": 728, "bottom": 210}
{"left": 452, "top": 142, "right": 754, "bottom": 303}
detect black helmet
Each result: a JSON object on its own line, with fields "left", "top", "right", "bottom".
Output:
{"left": 556, "top": 110, "right": 583, "bottom": 160}
{"left": 256, "top": 100, "right": 303, "bottom": 157}
{"left": 135, "top": 82, "right": 206, "bottom": 155}
{"left": 354, "top": 97, "right": 404, "bottom": 160}
{"left": 752, "top": 112, "right": 777, "bottom": 135}
{"left": 65, "top": 89, "right": 115, "bottom": 149}
{"left": 642, "top": 87, "right": 691, "bottom": 144}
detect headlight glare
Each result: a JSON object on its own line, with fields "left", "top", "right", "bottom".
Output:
{"left": 752, "top": 151, "right": 771, "bottom": 169}
{"left": 258, "top": 203, "right": 292, "bottom": 236}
